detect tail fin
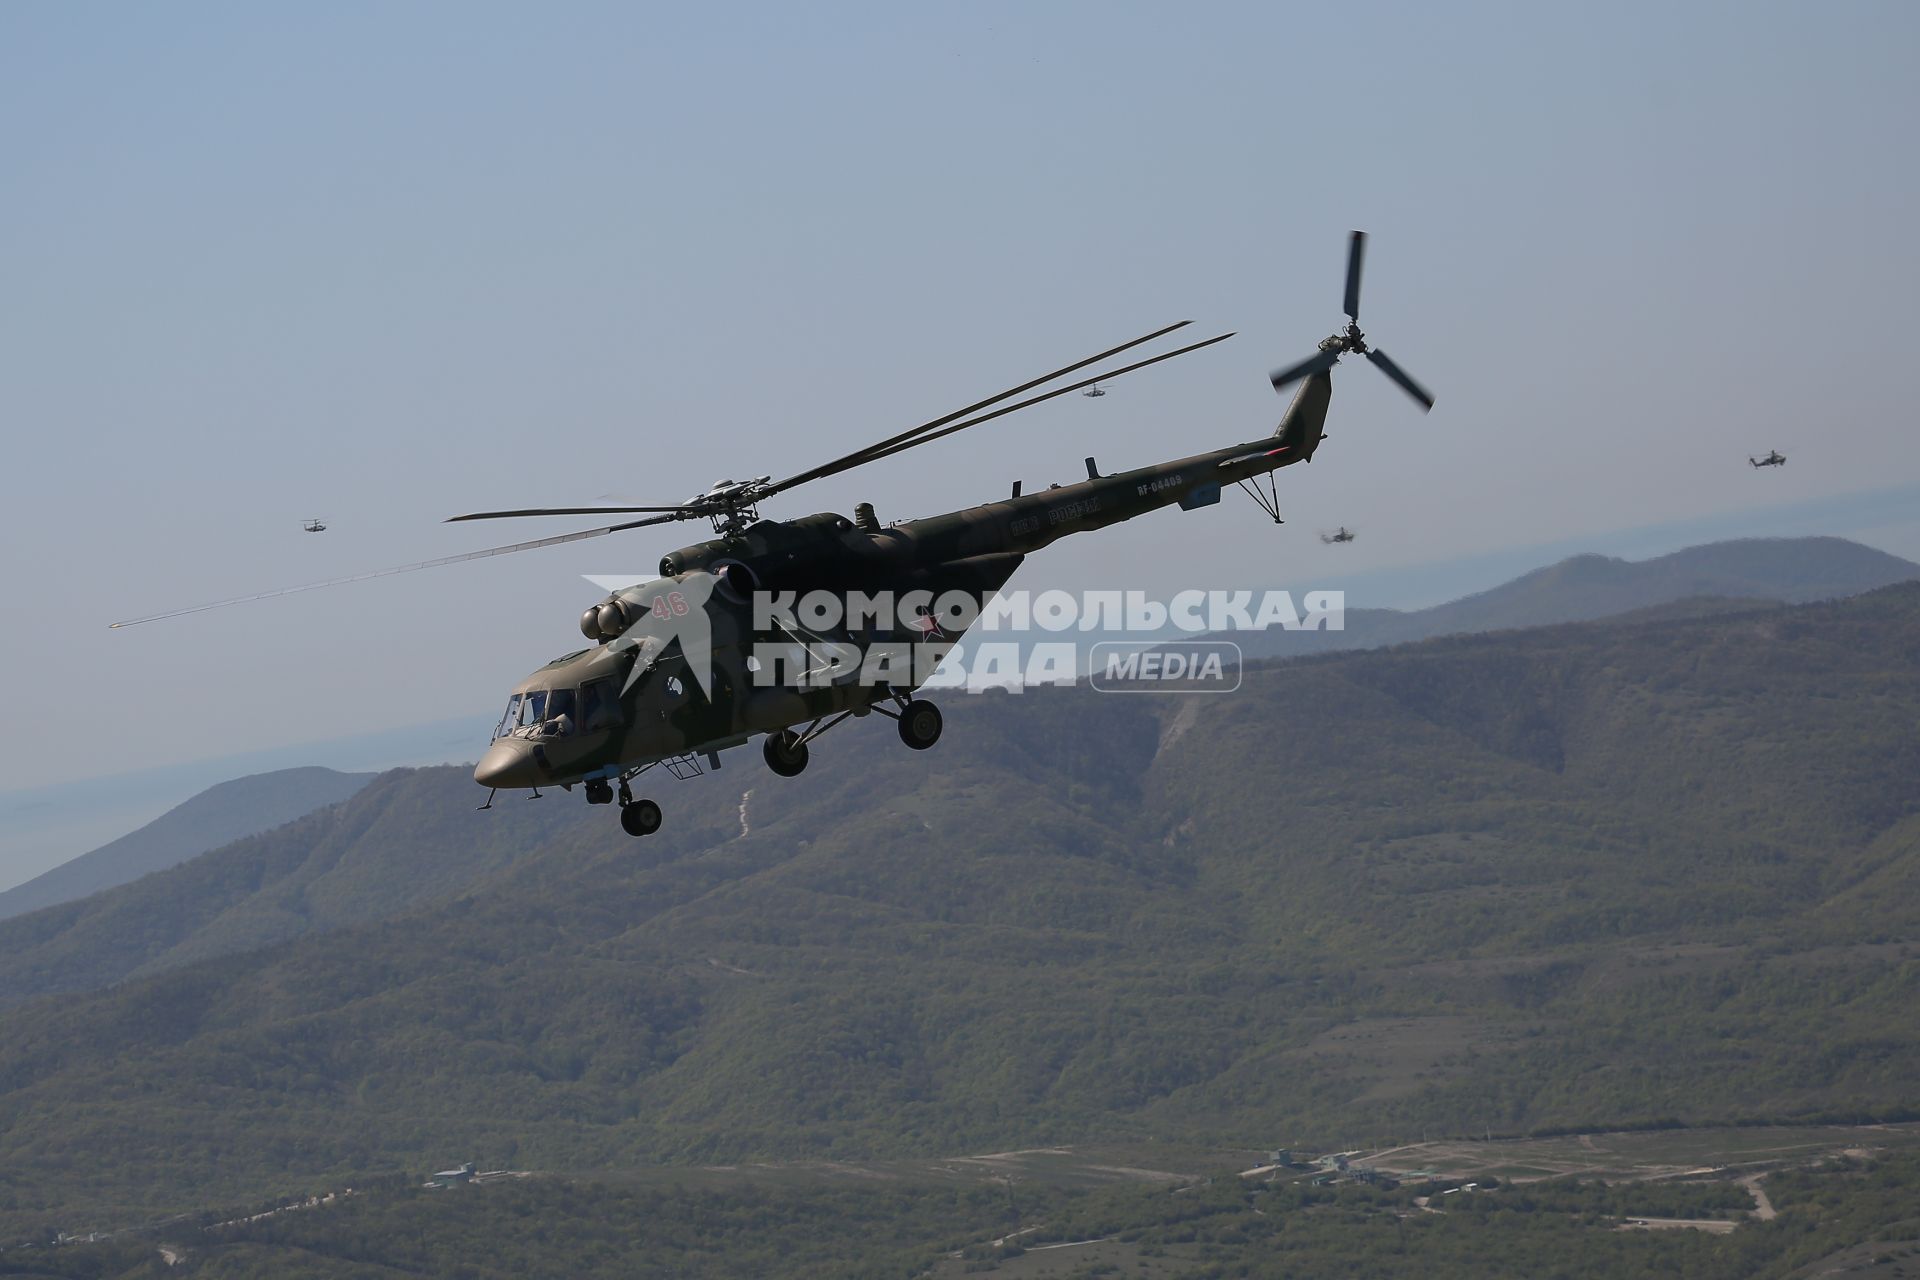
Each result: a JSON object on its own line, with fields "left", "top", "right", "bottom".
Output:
{"left": 1273, "top": 370, "right": 1333, "bottom": 462}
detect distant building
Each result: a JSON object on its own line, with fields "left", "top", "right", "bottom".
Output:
{"left": 427, "top": 1162, "right": 477, "bottom": 1188}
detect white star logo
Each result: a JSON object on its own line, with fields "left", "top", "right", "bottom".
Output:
{"left": 584, "top": 571, "right": 720, "bottom": 698}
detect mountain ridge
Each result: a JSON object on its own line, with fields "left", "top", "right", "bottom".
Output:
{"left": 0, "top": 768, "right": 589, "bottom": 1006}
{"left": 1227, "top": 534, "right": 1918, "bottom": 660}
{"left": 0, "top": 766, "right": 377, "bottom": 922}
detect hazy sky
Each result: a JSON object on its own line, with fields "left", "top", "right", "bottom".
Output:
{"left": 4, "top": 2, "right": 1917, "bottom": 819}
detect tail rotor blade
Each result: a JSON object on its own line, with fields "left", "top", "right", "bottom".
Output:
{"left": 1269, "top": 347, "right": 1341, "bottom": 394}
{"left": 1365, "top": 348, "right": 1434, "bottom": 411}
{"left": 1343, "top": 230, "right": 1367, "bottom": 322}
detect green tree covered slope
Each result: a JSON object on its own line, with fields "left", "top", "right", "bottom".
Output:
{"left": 0, "top": 585, "right": 1915, "bottom": 1233}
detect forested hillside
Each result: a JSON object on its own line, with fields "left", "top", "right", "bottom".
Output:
{"left": 0, "top": 769, "right": 580, "bottom": 1005}
{"left": 1, "top": 584, "right": 1916, "bottom": 1238}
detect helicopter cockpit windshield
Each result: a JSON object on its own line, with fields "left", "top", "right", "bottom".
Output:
{"left": 492, "top": 687, "right": 578, "bottom": 741}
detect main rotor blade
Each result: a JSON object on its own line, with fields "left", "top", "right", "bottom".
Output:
{"left": 108, "top": 514, "right": 680, "bottom": 629}
{"left": 1344, "top": 230, "right": 1367, "bottom": 321}
{"left": 855, "top": 331, "right": 1236, "bottom": 468}
{"left": 763, "top": 320, "right": 1193, "bottom": 497}
{"left": 446, "top": 504, "right": 692, "bottom": 523}
{"left": 1365, "top": 348, "right": 1434, "bottom": 411}
{"left": 1268, "top": 347, "right": 1341, "bottom": 394}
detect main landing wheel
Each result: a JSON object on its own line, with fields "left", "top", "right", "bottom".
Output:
{"left": 620, "top": 798, "right": 662, "bottom": 838}
{"left": 764, "top": 729, "right": 809, "bottom": 777}
{"left": 898, "top": 699, "right": 943, "bottom": 750}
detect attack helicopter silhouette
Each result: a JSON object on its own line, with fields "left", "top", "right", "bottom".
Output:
{"left": 114, "top": 232, "right": 1433, "bottom": 838}
{"left": 1749, "top": 450, "right": 1786, "bottom": 468}
{"left": 1320, "top": 527, "right": 1356, "bottom": 544}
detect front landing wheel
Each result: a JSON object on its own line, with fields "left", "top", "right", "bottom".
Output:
{"left": 620, "top": 798, "right": 663, "bottom": 837}
{"left": 898, "top": 699, "right": 942, "bottom": 750}
{"left": 764, "top": 730, "right": 810, "bottom": 777}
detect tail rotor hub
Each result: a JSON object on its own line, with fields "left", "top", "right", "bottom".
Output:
{"left": 1321, "top": 324, "right": 1368, "bottom": 357}
{"left": 1271, "top": 232, "right": 1432, "bottom": 412}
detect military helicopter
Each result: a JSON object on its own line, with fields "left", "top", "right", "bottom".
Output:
{"left": 1749, "top": 450, "right": 1786, "bottom": 468}
{"left": 1082, "top": 382, "right": 1108, "bottom": 398}
{"left": 303, "top": 518, "right": 328, "bottom": 533}
{"left": 1320, "top": 527, "right": 1356, "bottom": 544}
{"left": 114, "top": 232, "right": 1432, "bottom": 837}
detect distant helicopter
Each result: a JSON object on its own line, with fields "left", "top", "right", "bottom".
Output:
{"left": 1320, "top": 526, "right": 1356, "bottom": 544}
{"left": 1082, "top": 382, "right": 1108, "bottom": 397}
{"left": 1749, "top": 451, "right": 1786, "bottom": 468}
{"left": 115, "top": 232, "right": 1434, "bottom": 838}
{"left": 302, "top": 518, "right": 328, "bottom": 533}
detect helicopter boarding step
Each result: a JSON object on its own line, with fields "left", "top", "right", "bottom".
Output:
{"left": 658, "top": 751, "right": 725, "bottom": 781}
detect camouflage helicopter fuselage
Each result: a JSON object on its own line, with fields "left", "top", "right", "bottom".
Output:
{"left": 472, "top": 374, "right": 1332, "bottom": 794}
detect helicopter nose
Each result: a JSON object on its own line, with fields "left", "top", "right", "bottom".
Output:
{"left": 474, "top": 740, "right": 540, "bottom": 790}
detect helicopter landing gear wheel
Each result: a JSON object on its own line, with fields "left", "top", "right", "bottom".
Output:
{"left": 897, "top": 699, "right": 942, "bottom": 750}
{"left": 763, "top": 730, "right": 809, "bottom": 778}
{"left": 620, "top": 798, "right": 662, "bottom": 838}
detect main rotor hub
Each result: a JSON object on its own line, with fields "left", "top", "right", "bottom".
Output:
{"left": 687, "top": 476, "right": 773, "bottom": 536}
{"left": 708, "top": 506, "right": 759, "bottom": 536}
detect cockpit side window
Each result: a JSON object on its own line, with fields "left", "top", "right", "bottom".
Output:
{"left": 500, "top": 685, "right": 597, "bottom": 741}
{"left": 579, "top": 678, "right": 620, "bottom": 732}
{"left": 494, "top": 694, "right": 523, "bottom": 741}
